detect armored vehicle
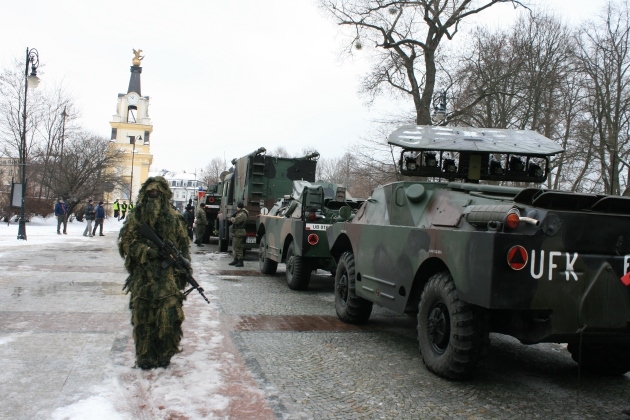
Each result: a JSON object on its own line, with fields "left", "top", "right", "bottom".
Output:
{"left": 326, "top": 125, "right": 630, "bottom": 379}
{"left": 257, "top": 180, "right": 364, "bottom": 290}
{"left": 200, "top": 181, "right": 223, "bottom": 243}
{"left": 217, "top": 147, "right": 319, "bottom": 253}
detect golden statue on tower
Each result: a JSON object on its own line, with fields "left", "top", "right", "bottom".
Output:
{"left": 132, "top": 49, "right": 144, "bottom": 66}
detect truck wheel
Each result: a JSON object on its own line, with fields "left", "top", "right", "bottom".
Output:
{"left": 218, "top": 220, "right": 228, "bottom": 253}
{"left": 567, "top": 342, "right": 630, "bottom": 375}
{"left": 259, "top": 234, "right": 278, "bottom": 275}
{"left": 285, "top": 241, "right": 310, "bottom": 290}
{"left": 334, "top": 251, "right": 372, "bottom": 324}
{"left": 417, "top": 271, "right": 488, "bottom": 380}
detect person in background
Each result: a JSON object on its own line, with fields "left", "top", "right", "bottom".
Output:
{"left": 229, "top": 202, "right": 248, "bottom": 267}
{"left": 92, "top": 201, "right": 106, "bottom": 236}
{"left": 83, "top": 199, "right": 95, "bottom": 237}
{"left": 194, "top": 202, "right": 207, "bottom": 247}
{"left": 54, "top": 197, "right": 68, "bottom": 235}
{"left": 117, "top": 176, "right": 190, "bottom": 369}
{"left": 113, "top": 199, "right": 120, "bottom": 220}
{"left": 120, "top": 201, "right": 128, "bottom": 220}
{"left": 183, "top": 205, "right": 194, "bottom": 241}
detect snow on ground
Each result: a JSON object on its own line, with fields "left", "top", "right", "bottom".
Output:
{"left": 2, "top": 216, "right": 230, "bottom": 419}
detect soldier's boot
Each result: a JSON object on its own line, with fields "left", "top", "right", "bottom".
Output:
{"left": 234, "top": 259, "right": 244, "bottom": 267}
{"left": 228, "top": 258, "right": 238, "bottom": 266}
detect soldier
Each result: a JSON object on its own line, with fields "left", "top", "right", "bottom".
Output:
{"left": 117, "top": 176, "right": 190, "bottom": 369}
{"left": 229, "top": 202, "right": 248, "bottom": 267}
{"left": 194, "top": 202, "right": 207, "bottom": 247}
{"left": 120, "top": 201, "right": 128, "bottom": 220}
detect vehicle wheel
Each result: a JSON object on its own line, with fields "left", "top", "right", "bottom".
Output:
{"left": 218, "top": 220, "right": 228, "bottom": 252}
{"left": 417, "top": 271, "right": 489, "bottom": 380}
{"left": 285, "top": 241, "right": 310, "bottom": 290}
{"left": 567, "top": 342, "right": 630, "bottom": 375}
{"left": 258, "top": 234, "right": 278, "bottom": 275}
{"left": 334, "top": 251, "right": 372, "bottom": 324}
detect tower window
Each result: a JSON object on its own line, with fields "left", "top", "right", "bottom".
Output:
{"left": 127, "top": 106, "right": 137, "bottom": 123}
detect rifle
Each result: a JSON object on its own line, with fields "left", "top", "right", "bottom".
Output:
{"left": 138, "top": 222, "right": 210, "bottom": 304}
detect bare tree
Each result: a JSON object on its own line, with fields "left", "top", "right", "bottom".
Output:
{"left": 37, "top": 131, "right": 125, "bottom": 215}
{"left": 270, "top": 146, "right": 290, "bottom": 157}
{"left": 203, "top": 156, "right": 228, "bottom": 185}
{"left": 320, "top": 0, "right": 528, "bottom": 124}
{"left": 575, "top": 1, "right": 630, "bottom": 195}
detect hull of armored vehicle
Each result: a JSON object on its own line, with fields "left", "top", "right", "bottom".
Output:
{"left": 327, "top": 181, "right": 630, "bottom": 378}
{"left": 257, "top": 181, "right": 362, "bottom": 290}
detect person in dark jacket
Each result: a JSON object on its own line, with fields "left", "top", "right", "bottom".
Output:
{"left": 92, "top": 201, "right": 106, "bottom": 236}
{"left": 83, "top": 199, "right": 96, "bottom": 237}
{"left": 54, "top": 197, "right": 68, "bottom": 235}
{"left": 183, "top": 205, "right": 194, "bottom": 240}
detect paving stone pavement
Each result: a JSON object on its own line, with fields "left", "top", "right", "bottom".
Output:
{"left": 1, "top": 219, "right": 629, "bottom": 419}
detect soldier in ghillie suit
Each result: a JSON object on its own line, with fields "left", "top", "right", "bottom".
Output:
{"left": 229, "top": 202, "right": 248, "bottom": 267}
{"left": 118, "top": 176, "right": 190, "bottom": 369}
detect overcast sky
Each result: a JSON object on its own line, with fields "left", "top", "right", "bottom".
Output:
{"left": 1, "top": 0, "right": 605, "bottom": 174}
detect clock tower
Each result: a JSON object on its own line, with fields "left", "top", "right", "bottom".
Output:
{"left": 108, "top": 49, "right": 154, "bottom": 205}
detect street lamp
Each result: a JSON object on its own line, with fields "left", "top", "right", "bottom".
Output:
{"left": 17, "top": 48, "right": 40, "bottom": 240}
{"left": 128, "top": 135, "right": 141, "bottom": 203}
{"left": 431, "top": 90, "right": 447, "bottom": 123}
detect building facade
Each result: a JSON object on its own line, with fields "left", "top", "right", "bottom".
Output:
{"left": 106, "top": 50, "right": 153, "bottom": 205}
{"left": 149, "top": 170, "right": 205, "bottom": 211}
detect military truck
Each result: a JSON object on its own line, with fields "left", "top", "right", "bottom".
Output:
{"left": 200, "top": 181, "right": 223, "bottom": 243}
{"left": 326, "top": 125, "right": 630, "bottom": 380}
{"left": 257, "top": 180, "right": 364, "bottom": 290}
{"left": 217, "top": 147, "right": 319, "bottom": 253}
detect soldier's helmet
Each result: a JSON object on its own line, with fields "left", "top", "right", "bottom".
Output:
{"left": 237, "top": 202, "right": 244, "bottom": 208}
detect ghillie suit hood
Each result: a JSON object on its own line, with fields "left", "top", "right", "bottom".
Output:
{"left": 117, "top": 176, "right": 190, "bottom": 369}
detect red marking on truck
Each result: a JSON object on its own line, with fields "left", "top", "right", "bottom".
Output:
{"left": 507, "top": 246, "right": 528, "bottom": 271}
{"left": 622, "top": 272, "right": 630, "bottom": 286}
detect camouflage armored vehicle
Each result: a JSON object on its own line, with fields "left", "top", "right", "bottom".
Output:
{"left": 256, "top": 180, "right": 364, "bottom": 290}
{"left": 217, "top": 147, "right": 319, "bottom": 253}
{"left": 326, "top": 125, "right": 630, "bottom": 380}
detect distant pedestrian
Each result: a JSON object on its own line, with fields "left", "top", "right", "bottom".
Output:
{"left": 83, "top": 199, "right": 95, "bottom": 237}
{"left": 229, "top": 202, "right": 248, "bottom": 267}
{"left": 120, "top": 201, "right": 128, "bottom": 220}
{"left": 92, "top": 201, "right": 106, "bottom": 236}
{"left": 113, "top": 199, "right": 120, "bottom": 220}
{"left": 183, "top": 205, "right": 194, "bottom": 240}
{"left": 194, "top": 202, "right": 207, "bottom": 247}
{"left": 54, "top": 197, "right": 68, "bottom": 235}
{"left": 129, "top": 202, "right": 134, "bottom": 212}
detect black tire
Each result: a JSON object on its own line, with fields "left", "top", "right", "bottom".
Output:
{"left": 334, "top": 251, "right": 372, "bottom": 324}
{"left": 218, "top": 219, "right": 228, "bottom": 252}
{"left": 258, "top": 234, "right": 278, "bottom": 275}
{"left": 417, "top": 271, "right": 489, "bottom": 380}
{"left": 567, "top": 342, "right": 630, "bottom": 375}
{"left": 285, "top": 241, "right": 310, "bottom": 290}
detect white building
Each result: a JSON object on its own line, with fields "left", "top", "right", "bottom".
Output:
{"left": 149, "top": 170, "right": 204, "bottom": 211}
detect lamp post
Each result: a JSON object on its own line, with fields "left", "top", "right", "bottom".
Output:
{"left": 128, "top": 135, "right": 141, "bottom": 203}
{"left": 17, "top": 48, "right": 40, "bottom": 240}
{"left": 431, "top": 90, "right": 447, "bottom": 123}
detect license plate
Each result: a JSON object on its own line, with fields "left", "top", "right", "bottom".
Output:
{"left": 246, "top": 237, "right": 257, "bottom": 244}
{"left": 305, "top": 223, "right": 330, "bottom": 231}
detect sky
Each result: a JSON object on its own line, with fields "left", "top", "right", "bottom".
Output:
{"left": 0, "top": 0, "right": 605, "bottom": 174}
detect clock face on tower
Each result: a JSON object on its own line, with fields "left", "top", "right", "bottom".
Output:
{"left": 128, "top": 94, "right": 138, "bottom": 105}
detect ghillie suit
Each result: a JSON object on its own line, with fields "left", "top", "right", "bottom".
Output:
{"left": 118, "top": 176, "right": 190, "bottom": 369}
